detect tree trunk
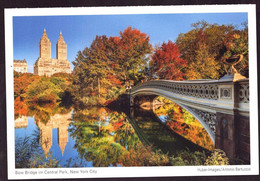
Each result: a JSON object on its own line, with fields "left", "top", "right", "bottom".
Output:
{"left": 98, "top": 77, "right": 100, "bottom": 98}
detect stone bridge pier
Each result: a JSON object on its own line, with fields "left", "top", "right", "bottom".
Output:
{"left": 130, "top": 74, "right": 250, "bottom": 163}
{"left": 215, "top": 111, "right": 250, "bottom": 162}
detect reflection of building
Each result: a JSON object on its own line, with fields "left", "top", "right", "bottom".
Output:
{"left": 34, "top": 29, "right": 71, "bottom": 76}
{"left": 14, "top": 116, "right": 28, "bottom": 128}
{"left": 13, "top": 59, "right": 27, "bottom": 73}
{"left": 35, "top": 111, "right": 71, "bottom": 155}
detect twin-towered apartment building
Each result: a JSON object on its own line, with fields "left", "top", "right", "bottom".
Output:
{"left": 14, "top": 29, "right": 71, "bottom": 76}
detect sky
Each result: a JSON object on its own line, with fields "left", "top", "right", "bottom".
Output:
{"left": 13, "top": 13, "right": 248, "bottom": 73}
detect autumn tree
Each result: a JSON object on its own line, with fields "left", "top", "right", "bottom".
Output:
{"left": 112, "top": 27, "right": 152, "bottom": 84}
{"left": 14, "top": 73, "right": 40, "bottom": 99}
{"left": 176, "top": 20, "right": 248, "bottom": 79}
{"left": 72, "top": 27, "right": 152, "bottom": 106}
{"left": 72, "top": 35, "right": 123, "bottom": 105}
{"left": 23, "top": 77, "right": 67, "bottom": 103}
{"left": 149, "top": 41, "right": 187, "bottom": 80}
{"left": 219, "top": 22, "right": 248, "bottom": 76}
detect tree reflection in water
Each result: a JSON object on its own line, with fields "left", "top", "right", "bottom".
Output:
{"left": 153, "top": 96, "right": 214, "bottom": 150}
{"left": 15, "top": 97, "right": 215, "bottom": 168}
{"left": 69, "top": 105, "right": 211, "bottom": 167}
{"left": 69, "top": 107, "right": 139, "bottom": 167}
{"left": 15, "top": 100, "right": 73, "bottom": 168}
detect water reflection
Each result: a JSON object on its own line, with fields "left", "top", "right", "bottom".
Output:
{"left": 128, "top": 107, "right": 206, "bottom": 155}
{"left": 14, "top": 116, "right": 28, "bottom": 128}
{"left": 153, "top": 97, "right": 214, "bottom": 150}
{"left": 15, "top": 100, "right": 79, "bottom": 167}
{"left": 69, "top": 107, "right": 139, "bottom": 167}
{"left": 35, "top": 111, "right": 71, "bottom": 155}
{"left": 15, "top": 97, "right": 213, "bottom": 168}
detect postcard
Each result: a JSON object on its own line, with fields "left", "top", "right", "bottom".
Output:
{"left": 5, "top": 5, "right": 258, "bottom": 179}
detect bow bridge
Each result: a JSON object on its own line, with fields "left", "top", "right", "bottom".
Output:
{"left": 130, "top": 76, "right": 249, "bottom": 162}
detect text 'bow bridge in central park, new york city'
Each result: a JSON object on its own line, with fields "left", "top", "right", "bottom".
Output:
{"left": 130, "top": 72, "right": 250, "bottom": 163}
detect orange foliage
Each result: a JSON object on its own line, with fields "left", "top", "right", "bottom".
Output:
{"left": 14, "top": 96, "right": 28, "bottom": 116}
{"left": 166, "top": 119, "right": 214, "bottom": 150}
{"left": 166, "top": 120, "right": 188, "bottom": 135}
{"left": 107, "top": 74, "right": 122, "bottom": 87}
{"left": 119, "top": 27, "right": 150, "bottom": 50}
{"left": 14, "top": 73, "right": 40, "bottom": 98}
{"left": 51, "top": 72, "right": 71, "bottom": 81}
{"left": 111, "top": 118, "right": 124, "bottom": 131}
{"left": 151, "top": 41, "right": 187, "bottom": 80}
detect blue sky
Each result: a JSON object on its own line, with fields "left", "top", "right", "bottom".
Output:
{"left": 13, "top": 13, "right": 247, "bottom": 73}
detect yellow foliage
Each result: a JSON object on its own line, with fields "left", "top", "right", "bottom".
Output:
{"left": 205, "top": 149, "right": 229, "bottom": 165}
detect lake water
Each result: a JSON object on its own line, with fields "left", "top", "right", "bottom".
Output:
{"left": 15, "top": 99, "right": 214, "bottom": 168}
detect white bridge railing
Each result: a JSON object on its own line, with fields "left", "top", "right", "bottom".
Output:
{"left": 130, "top": 78, "right": 249, "bottom": 114}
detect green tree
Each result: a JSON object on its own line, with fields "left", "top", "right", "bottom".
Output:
{"left": 24, "top": 77, "right": 66, "bottom": 103}
{"left": 72, "top": 35, "right": 122, "bottom": 105}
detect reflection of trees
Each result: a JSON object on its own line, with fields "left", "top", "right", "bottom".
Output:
{"left": 154, "top": 97, "right": 214, "bottom": 150}
{"left": 130, "top": 107, "right": 206, "bottom": 156}
{"left": 108, "top": 111, "right": 140, "bottom": 149}
{"left": 15, "top": 100, "right": 72, "bottom": 124}
{"left": 69, "top": 107, "right": 141, "bottom": 166}
{"left": 70, "top": 106, "right": 207, "bottom": 167}
{"left": 15, "top": 101, "right": 72, "bottom": 165}
{"left": 27, "top": 103, "right": 56, "bottom": 124}
{"left": 70, "top": 110, "right": 122, "bottom": 166}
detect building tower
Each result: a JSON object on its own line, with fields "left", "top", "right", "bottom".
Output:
{"left": 56, "top": 32, "right": 67, "bottom": 60}
{"left": 39, "top": 29, "right": 51, "bottom": 59}
{"left": 34, "top": 29, "right": 71, "bottom": 76}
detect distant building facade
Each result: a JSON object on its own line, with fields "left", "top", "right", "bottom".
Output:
{"left": 13, "top": 59, "right": 27, "bottom": 73}
{"left": 34, "top": 29, "right": 71, "bottom": 76}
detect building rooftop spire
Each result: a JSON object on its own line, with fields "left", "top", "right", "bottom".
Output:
{"left": 58, "top": 31, "right": 65, "bottom": 42}
{"left": 41, "top": 28, "right": 49, "bottom": 39}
